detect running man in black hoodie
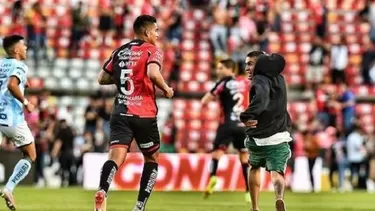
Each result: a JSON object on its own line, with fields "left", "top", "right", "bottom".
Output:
{"left": 240, "top": 51, "right": 292, "bottom": 211}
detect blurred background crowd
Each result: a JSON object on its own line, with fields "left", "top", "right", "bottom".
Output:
{"left": 0, "top": 0, "right": 375, "bottom": 192}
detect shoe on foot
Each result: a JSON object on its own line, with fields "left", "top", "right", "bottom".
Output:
{"left": 244, "top": 192, "right": 251, "bottom": 203}
{"left": 275, "top": 199, "right": 286, "bottom": 211}
{"left": 204, "top": 176, "right": 217, "bottom": 198}
{"left": 0, "top": 189, "right": 16, "bottom": 211}
{"left": 94, "top": 190, "right": 107, "bottom": 211}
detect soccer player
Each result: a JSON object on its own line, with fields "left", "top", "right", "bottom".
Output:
{"left": 0, "top": 35, "right": 36, "bottom": 210}
{"left": 94, "top": 15, "right": 174, "bottom": 211}
{"left": 240, "top": 51, "right": 292, "bottom": 211}
{"left": 201, "top": 59, "right": 250, "bottom": 201}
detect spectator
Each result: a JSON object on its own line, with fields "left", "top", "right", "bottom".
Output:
{"left": 210, "top": 4, "right": 229, "bottom": 58}
{"left": 313, "top": 84, "right": 330, "bottom": 128}
{"left": 98, "top": 98, "right": 112, "bottom": 138}
{"left": 10, "top": 0, "right": 25, "bottom": 35}
{"left": 254, "top": 12, "right": 270, "bottom": 52}
{"left": 12, "top": 0, "right": 23, "bottom": 21}
{"left": 239, "top": 7, "right": 257, "bottom": 45}
{"left": 359, "top": 0, "right": 375, "bottom": 43}
{"left": 113, "top": 1, "right": 129, "bottom": 39}
{"left": 165, "top": 3, "right": 183, "bottom": 43}
{"left": 306, "top": 37, "right": 328, "bottom": 92}
{"left": 361, "top": 36, "right": 375, "bottom": 84}
{"left": 269, "top": 0, "right": 282, "bottom": 32}
{"left": 51, "top": 119, "right": 76, "bottom": 187}
{"left": 25, "top": 2, "right": 48, "bottom": 68}
{"left": 302, "top": 120, "right": 321, "bottom": 192}
{"left": 330, "top": 36, "right": 348, "bottom": 84}
{"left": 160, "top": 114, "right": 177, "bottom": 153}
{"left": 84, "top": 97, "right": 99, "bottom": 134}
{"left": 98, "top": 0, "right": 113, "bottom": 46}
{"left": 327, "top": 130, "right": 347, "bottom": 192}
{"left": 327, "top": 89, "right": 340, "bottom": 128}
{"left": 70, "top": 1, "right": 90, "bottom": 57}
{"left": 339, "top": 83, "right": 356, "bottom": 136}
{"left": 347, "top": 125, "right": 368, "bottom": 189}
{"left": 311, "top": 2, "right": 327, "bottom": 39}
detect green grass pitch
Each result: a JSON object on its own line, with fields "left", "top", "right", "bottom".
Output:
{"left": 2, "top": 187, "right": 374, "bottom": 211}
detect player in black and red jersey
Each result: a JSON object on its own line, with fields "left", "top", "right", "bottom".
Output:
{"left": 201, "top": 59, "right": 251, "bottom": 202}
{"left": 94, "top": 15, "right": 174, "bottom": 211}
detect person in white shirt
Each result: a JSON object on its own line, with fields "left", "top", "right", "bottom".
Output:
{"left": 347, "top": 125, "right": 367, "bottom": 188}
{"left": 330, "top": 36, "right": 348, "bottom": 84}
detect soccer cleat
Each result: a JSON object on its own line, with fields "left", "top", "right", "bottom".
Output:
{"left": 0, "top": 189, "right": 16, "bottom": 211}
{"left": 204, "top": 176, "right": 217, "bottom": 198}
{"left": 244, "top": 192, "right": 251, "bottom": 203}
{"left": 94, "top": 190, "right": 107, "bottom": 211}
{"left": 275, "top": 199, "right": 286, "bottom": 211}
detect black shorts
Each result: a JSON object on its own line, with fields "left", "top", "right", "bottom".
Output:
{"left": 213, "top": 124, "right": 246, "bottom": 151}
{"left": 109, "top": 115, "right": 160, "bottom": 155}
{"left": 99, "top": 15, "right": 113, "bottom": 31}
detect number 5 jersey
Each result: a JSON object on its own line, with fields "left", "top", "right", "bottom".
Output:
{"left": 103, "top": 39, "right": 163, "bottom": 118}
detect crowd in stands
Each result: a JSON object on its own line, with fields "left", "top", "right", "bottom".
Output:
{"left": 0, "top": 0, "right": 375, "bottom": 191}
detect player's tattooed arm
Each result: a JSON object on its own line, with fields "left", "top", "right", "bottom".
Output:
{"left": 97, "top": 69, "right": 115, "bottom": 85}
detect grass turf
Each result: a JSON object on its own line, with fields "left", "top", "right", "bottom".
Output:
{"left": 1, "top": 187, "right": 374, "bottom": 211}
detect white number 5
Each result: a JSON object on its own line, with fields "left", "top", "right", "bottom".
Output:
{"left": 120, "top": 69, "right": 134, "bottom": 95}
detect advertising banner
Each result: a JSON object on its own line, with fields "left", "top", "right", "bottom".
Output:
{"left": 83, "top": 153, "right": 323, "bottom": 192}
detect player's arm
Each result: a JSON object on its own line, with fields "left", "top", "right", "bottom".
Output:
{"left": 202, "top": 80, "right": 224, "bottom": 105}
{"left": 98, "top": 49, "right": 117, "bottom": 85}
{"left": 97, "top": 69, "right": 115, "bottom": 85}
{"left": 147, "top": 63, "right": 170, "bottom": 93}
{"left": 240, "top": 76, "right": 270, "bottom": 123}
{"left": 7, "top": 76, "right": 27, "bottom": 104}
{"left": 201, "top": 92, "right": 215, "bottom": 105}
{"left": 147, "top": 47, "right": 173, "bottom": 98}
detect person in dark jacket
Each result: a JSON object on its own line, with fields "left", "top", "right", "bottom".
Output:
{"left": 240, "top": 51, "right": 292, "bottom": 211}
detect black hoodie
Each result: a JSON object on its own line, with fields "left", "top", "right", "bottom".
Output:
{"left": 239, "top": 53, "right": 292, "bottom": 139}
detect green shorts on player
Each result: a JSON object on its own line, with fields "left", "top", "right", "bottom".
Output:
{"left": 245, "top": 136, "right": 291, "bottom": 173}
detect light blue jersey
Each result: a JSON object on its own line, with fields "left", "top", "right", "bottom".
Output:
{"left": 0, "top": 58, "right": 28, "bottom": 127}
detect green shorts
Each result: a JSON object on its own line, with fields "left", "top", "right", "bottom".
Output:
{"left": 245, "top": 137, "right": 291, "bottom": 174}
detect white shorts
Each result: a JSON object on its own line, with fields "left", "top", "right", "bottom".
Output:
{"left": 306, "top": 65, "right": 324, "bottom": 83}
{"left": 0, "top": 121, "right": 34, "bottom": 147}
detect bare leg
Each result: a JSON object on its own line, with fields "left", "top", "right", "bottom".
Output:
{"left": 249, "top": 167, "right": 261, "bottom": 211}
{"left": 271, "top": 171, "right": 286, "bottom": 211}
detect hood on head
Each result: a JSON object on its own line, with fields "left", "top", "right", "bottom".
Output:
{"left": 253, "top": 53, "right": 285, "bottom": 78}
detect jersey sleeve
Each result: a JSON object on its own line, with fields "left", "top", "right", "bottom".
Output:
{"left": 102, "top": 49, "right": 117, "bottom": 75}
{"left": 10, "top": 63, "right": 26, "bottom": 82}
{"left": 210, "top": 80, "right": 225, "bottom": 96}
{"left": 147, "top": 47, "right": 163, "bottom": 69}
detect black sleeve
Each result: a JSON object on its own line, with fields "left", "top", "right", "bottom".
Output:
{"left": 210, "top": 79, "right": 225, "bottom": 96}
{"left": 102, "top": 49, "right": 117, "bottom": 75}
{"left": 239, "top": 76, "right": 270, "bottom": 122}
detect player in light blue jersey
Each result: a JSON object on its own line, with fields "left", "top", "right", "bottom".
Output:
{"left": 0, "top": 35, "right": 36, "bottom": 210}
